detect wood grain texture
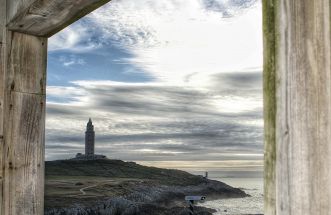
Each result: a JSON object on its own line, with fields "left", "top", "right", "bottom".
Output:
{"left": 6, "top": 0, "right": 36, "bottom": 22}
{"left": 2, "top": 92, "right": 45, "bottom": 215}
{"left": 1, "top": 32, "right": 47, "bottom": 215}
{"left": 263, "top": 0, "right": 277, "bottom": 214}
{"left": 7, "top": 0, "right": 111, "bottom": 37}
{"left": 0, "top": 0, "right": 5, "bottom": 44}
{"left": 274, "top": 0, "right": 331, "bottom": 214}
{"left": 0, "top": 0, "right": 5, "bottom": 213}
{"left": 6, "top": 31, "right": 47, "bottom": 93}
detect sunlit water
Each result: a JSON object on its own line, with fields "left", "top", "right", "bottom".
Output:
{"left": 199, "top": 177, "right": 263, "bottom": 215}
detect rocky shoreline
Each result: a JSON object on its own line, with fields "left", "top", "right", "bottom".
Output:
{"left": 45, "top": 159, "right": 249, "bottom": 215}
{"left": 45, "top": 179, "right": 248, "bottom": 215}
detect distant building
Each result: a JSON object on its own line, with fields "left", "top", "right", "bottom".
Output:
{"left": 204, "top": 171, "right": 208, "bottom": 179}
{"left": 74, "top": 118, "right": 107, "bottom": 160}
{"left": 85, "top": 118, "right": 95, "bottom": 156}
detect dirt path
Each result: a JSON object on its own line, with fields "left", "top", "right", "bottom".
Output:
{"left": 78, "top": 180, "right": 116, "bottom": 195}
{"left": 79, "top": 184, "right": 98, "bottom": 195}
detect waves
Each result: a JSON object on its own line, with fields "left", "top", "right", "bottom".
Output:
{"left": 199, "top": 177, "right": 263, "bottom": 215}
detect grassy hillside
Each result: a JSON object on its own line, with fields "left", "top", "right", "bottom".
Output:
{"left": 46, "top": 159, "right": 206, "bottom": 186}
{"left": 45, "top": 159, "right": 247, "bottom": 215}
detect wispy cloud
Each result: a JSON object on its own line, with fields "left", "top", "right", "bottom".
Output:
{"left": 46, "top": 0, "right": 263, "bottom": 172}
{"left": 91, "top": 0, "right": 262, "bottom": 82}
{"left": 48, "top": 23, "right": 102, "bottom": 52}
{"left": 46, "top": 71, "right": 263, "bottom": 171}
{"left": 59, "top": 55, "right": 86, "bottom": 67}
{"left": 48, "top": 0, "right": 262, "bottom": 83}
{"left": 202, "top": 0, "right": 258, "bottom": 15}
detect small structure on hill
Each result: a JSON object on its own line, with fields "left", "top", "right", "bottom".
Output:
{"left": 204, "top": 172, "right": 208, "bottom": 179}
{"left": 74, "top": 118, "right": 107, "bottom": 160}
{"left": 85, "top": 118, "right": 95, "bottom": 156}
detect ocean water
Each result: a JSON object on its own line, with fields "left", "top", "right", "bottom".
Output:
{"left": 199, "top": 177, "right": 263, "bottom": 215}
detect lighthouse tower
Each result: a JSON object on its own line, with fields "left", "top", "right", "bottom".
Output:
{"left": 74, "top": 119, "right": 106, "bottom": 160}
{"left": 85, "top": 118, "right": 95, "bottom": 156}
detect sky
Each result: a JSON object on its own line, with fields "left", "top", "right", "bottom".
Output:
{"left": 46, "top": 0, "right": 263, "bottom": 176}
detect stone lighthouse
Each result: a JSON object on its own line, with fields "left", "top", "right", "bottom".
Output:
{"left": 85, "top": 118, "right": 95, "bottom": 156}
{"left": 74, "top": 119, "right": 106, "bottom": 160}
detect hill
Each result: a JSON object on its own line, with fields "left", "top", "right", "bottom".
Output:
{"left": 46, "top": 159, "right": 206, "bottom": 186}
{"left": 45, "top": 159, "right": 248, "bottom": 215}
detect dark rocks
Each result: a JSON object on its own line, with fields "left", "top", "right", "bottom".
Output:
{"left": 45, "top": 159, "right": 248, "bottom": 215}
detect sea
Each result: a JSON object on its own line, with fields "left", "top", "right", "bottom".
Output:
{"left": 190, "top": 171, "right": 264, "bottom": 215}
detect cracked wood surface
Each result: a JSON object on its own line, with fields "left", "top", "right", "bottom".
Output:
{"left": 263, "top": 0, "right": 276, "bottom": 214}
{"left": 0, "top": 0, "right": 114, "bottom": 214}
{"left": 0, "top": 28, "right": 47, "bottom": 215}
{"left": 7, "top": 0, "right": 111, "bottom": 37}
{"left": 0, "top": 0, "right": 5, "bottom": 213}
{"left": 268, "top": 0, "right": 331, "bottom": 214}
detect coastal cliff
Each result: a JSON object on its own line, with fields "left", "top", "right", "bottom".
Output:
{"left": 45, "top": 159, "right": 248, "bottom": 215}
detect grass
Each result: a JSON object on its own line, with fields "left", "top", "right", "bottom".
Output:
{"left": 46, "top": 159, "right": 205, "bottom": 186}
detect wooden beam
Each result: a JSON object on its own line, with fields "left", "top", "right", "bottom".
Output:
{"left": 0, "top": 1, "right": 48, "bottom": 215}
{"left": 1, "top": 31, "right": 47, "bottom": 215}
{"left": 0, "top": 0, "right": 6, "bottom": 213}
{"left": 6, "top": 0, "right": 36, "bottom": 23}
{"left": 1, "top": 0, "right": 48, "bottom": 209}
{"left": 264, "top": 0, "right": 331, "bottom": 214}
{"left": 7, "top": 0, "right": 111, "bottom": 37}
{"left": 263, "top": 0, "right": 276, "bottom": 214}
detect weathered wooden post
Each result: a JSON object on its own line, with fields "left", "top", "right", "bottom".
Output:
{"left": 0, "top": 0, "right": 5, "bottom": 213}
{"left": 264, "top": 0, "right": 331, "bottom": 214}
{"left": 0, "top": 0, "right": 111, "bottom": 214}
{"left": 1, "top": 1, "right": 47, "bottom": 215}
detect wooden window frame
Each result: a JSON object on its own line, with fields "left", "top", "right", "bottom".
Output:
{"left": 1, "top": 0, "right": 330, "bottom": 214}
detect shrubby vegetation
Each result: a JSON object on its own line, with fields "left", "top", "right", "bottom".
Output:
{"left": 45, "top": 159, "right": 247, "bottom": 215}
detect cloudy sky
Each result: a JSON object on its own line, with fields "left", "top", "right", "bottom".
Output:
{"left": 46, "top": 0, "right": 263, "bottom": 176}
